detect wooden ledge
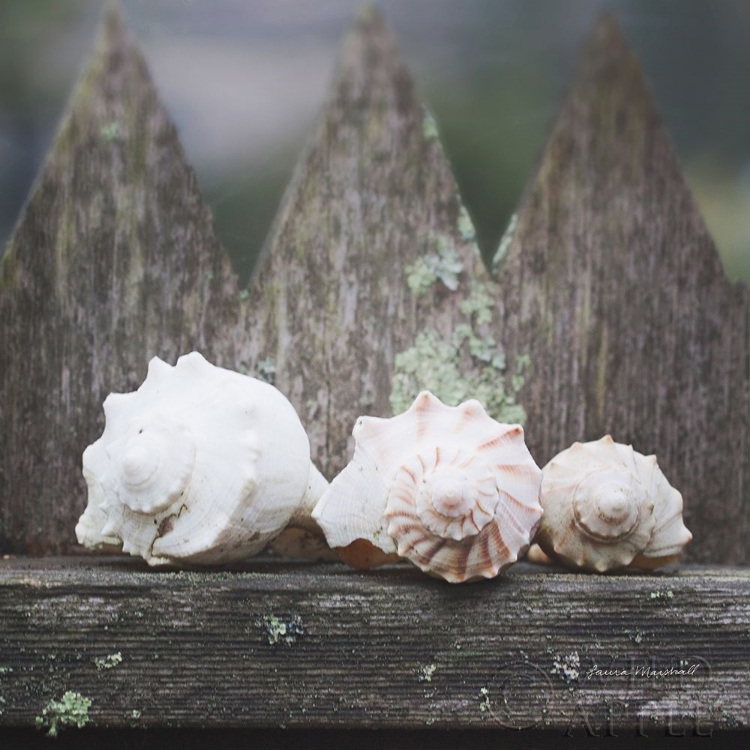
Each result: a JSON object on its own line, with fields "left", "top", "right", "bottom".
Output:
{"left": 0, "top": 557, "right": 748, "bottom": 735}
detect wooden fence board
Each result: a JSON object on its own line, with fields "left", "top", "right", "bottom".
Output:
{"left": 243, "top": 7, "right": 512, "bottom": 478}
{"left": 0, "top": 6, "right": 242, "bottom": 553}
{"left": 0, "top": 557, "right": 747, "bottom": 734}
{"left": 493, "top": 14, "right": 749, "bottom": 563}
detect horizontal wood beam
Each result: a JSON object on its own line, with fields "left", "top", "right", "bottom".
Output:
{"left": 0, "top": 557, "right": 747, "bottom": 735}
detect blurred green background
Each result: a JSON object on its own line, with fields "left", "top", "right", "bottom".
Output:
{"left": 1, "top": 0, "right": 749, "bottom": 285}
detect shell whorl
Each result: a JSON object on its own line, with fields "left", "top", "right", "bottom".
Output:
{"left": 537, "top": 436, "right": 691, "bottom": 572}
{"left": 312, "top": 391, "right": 543, "bottom": 583}
{"left": 104, "top": 417, "right": 196, "bottom": 515}
{"left": 406, "top": 447, "right": 499, "bottom": 541}
{"left": 572, "top": 467, "right": 653, "bottom": 542}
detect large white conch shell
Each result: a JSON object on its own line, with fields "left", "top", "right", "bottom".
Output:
{"left": 534, "top": 435, "right": 692, "bottom": 572}
{"left": 312, "top": 391, "right": 543, "bottom": 583}
{"left": 75, "top": 352, "right": 328, "bottom": 566}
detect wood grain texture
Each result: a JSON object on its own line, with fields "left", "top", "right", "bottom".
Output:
{"left": 244, "top": 7, "right": 498, "bottom": 478}
{"left": 0, "top": 557, "right": 747, "bottom": 733}
{"left": 0, "top": 6, "right": 243, "bottom": 554}
{"left": 493, "top": 14, "right": 749, "bottom": 563}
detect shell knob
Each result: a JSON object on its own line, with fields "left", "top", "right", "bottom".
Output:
{"left": 572, "top": 469, "right": 652, "bottom": 542}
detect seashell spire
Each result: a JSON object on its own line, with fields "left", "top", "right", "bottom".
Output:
{"left": 535, "top": 435, "right": 692, "bottom": 572}
{"left": 312, "top": 391, "right": 543, "bottom": 583}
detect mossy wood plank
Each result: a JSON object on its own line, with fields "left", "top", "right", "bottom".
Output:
{"left": 0, "top": 6, "right": 243, "bottom": 553}
{"left": 245, "top": 8, "right": 515, "bottom": 479}
{"left": 493, "top": 15, "right": 749, "bottom": 563}
{"left": 0, "top": 557, "right": 747, "bottom": 733}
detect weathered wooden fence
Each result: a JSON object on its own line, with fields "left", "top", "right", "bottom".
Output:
{"left": 0, "top": 2, "right": 748, "bottom": 740}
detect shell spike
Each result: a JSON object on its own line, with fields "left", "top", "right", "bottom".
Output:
{"left": 146, "top": 355, "right": 173, "bottom": 381}
{"left": 412, "top": 390, "right": 439, "bottom": 410}
{"left": 101, "top": 391, "right": 137, "bottom": 423}
{"left": 176, "top": 350, "right": 211, "bottom": 369}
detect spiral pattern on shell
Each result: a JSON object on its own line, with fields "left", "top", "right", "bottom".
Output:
{"left": 535, "top": 436, "right": 692, "bottom": 572}
{"left": 312, "top": 391, "right": 544, "bottom": 583}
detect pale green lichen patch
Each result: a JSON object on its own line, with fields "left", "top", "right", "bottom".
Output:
{"left": 512, "top": 354, "right": 531, "bottom": 393}
{"left": 406, "top": 233, "right": 464, "bottom": 294}
{"left": 406, "top": 257, "right": 437, "bottom": 295}
{"left": 392, "top": 329, "right": 470, "bottom": 407}
{"left": 630, "top": 629, "right": 645, "bottom": 644}
{"left": 391, "top": 281, "right": 529, "bottom": 424}
{"left": 0, "top": 245, "right": 21, "bottom": 291}
{"left": 551, "top": 651, "right": 580, "bottom": 683}
{"left": 94, "top": 652, "right": 122, "bottom": 670}
{"left": 431, "top": 236, "right": 463, "bottom": 290}
{"left": 238, "top": 288, "right": 250, "bottom": 301}
{"left": 492, "top": 212, "right": 518, "bottom": 276}
{"left": 649, "top": 590, "right": 674, "bottom": 601}
{"left": 459, "top": 280, "right": 495, "bottom": 325}
{"left": 479, "top": 687, "right": 491, "bottom": 714}
{"left": 256, "top": 614, "right": 306, "bottom": 646}
{"left": 422, "top": 106, "right": 439, "bottom": 140}
{"left": 99, "top": 121, "right": 120, "bottom": 141}
{"left": 417, "top": 664, "right": 437, "bottom": 683}
{"left": 256, "top": 358, "right": 276, "bottom": 385}
{"left": 457, "top": 205, "right": 476, "bottom": 242}
{"left": 35, "top": 691, "right": 92, "bottom": 737}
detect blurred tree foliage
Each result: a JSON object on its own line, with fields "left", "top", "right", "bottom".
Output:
{"left": 0, "top": 0, "right": 91, "bottom": 243}
{"left": 2, "top": 0, "right": 749, "bottom": 284}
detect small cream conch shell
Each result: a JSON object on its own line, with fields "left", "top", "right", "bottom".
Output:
{"left": 534, "top": 435, "right": 692, "bottom": 572}
{"left": 312, "top": 391, "right": 543, "bottom": 583}
{"left": 75, "top": 351, "right": 328, "bottom": 566}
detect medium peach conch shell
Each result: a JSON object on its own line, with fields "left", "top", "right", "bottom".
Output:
{"left": 311, "top": 391, "right": 543, "bottom": 583}
{"left": 75, "top": 352, "right": 328, "bottom": 566}
{"left": 533, "top": 436, "right": 692, "bottom": 572}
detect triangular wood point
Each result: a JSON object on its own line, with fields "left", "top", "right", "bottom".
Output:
{"left": 587, "top": 11, "right": 632, "bottom": 55}
{"left": 353, "top": 4, "right": 387, "bottom": 31}
{"left": 0, "top": 3, "right": 237, "bottom": 553}
{"left": 245, "top": 8, "right": 493, "bottom": 478}
{"left": 493, "top": 14, "right": 749, "bottom": 563}
{"left": 100, "top": 1, "right": 130, "bottom": 46}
